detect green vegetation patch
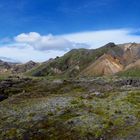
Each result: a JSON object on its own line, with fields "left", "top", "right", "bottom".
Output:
{"left": 118, "top": 68, "right": 140, "bottom": 77}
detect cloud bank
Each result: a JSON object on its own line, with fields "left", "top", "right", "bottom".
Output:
{"left": 14, "top": 32, "right": 88, "bottom": 51}
{"left": 0, "top": 29, "right": 140, "bottom": 62}
{"left": 61, "top": 29, "right": 140, "bottom": 49}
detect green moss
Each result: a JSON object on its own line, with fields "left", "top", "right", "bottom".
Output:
{"left": 28, "top": 112, "right": 36, "bottom": 117}
{"left": 71, "top": 100, "right": 80, "bottom": 105}
{"left": 94, "top": 129, "right": 103, "bottom": 138}
{"left": 118, "top": 68, "right": 140, "bottom": 77}
{"left": 0, "top": 76, "right": 140, "bottom": 139}
{"left": 6, "top": 128, "right": 17, "bottom": 139}
{"left": 113, "top": 118, "right": 125, "bottom": 126}
{"left": 125, "top": 92, "right": 140, "bottom": 106}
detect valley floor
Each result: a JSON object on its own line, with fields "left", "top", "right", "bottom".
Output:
{"left": 0, "top": 76, "right": 140, "bottom": 140}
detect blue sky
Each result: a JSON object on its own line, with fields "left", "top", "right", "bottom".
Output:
{"left": 0, "top": 0, "right": 140, "bottom": 62}
{"left": 0, "top": 0, "right": 140, "bottom": 37}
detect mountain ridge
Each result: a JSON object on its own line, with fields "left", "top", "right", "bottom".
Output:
{"left": 1, "top": 42, "right": 140, "bottom": 77}
{"left": 28, "top": 42, "right": 140, "bottom": 77}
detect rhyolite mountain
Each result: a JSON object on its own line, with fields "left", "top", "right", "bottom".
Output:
{"left": 27, "top": 42, "right": 140, "bottom": 77}
{"left": 1, "top": 42, "right": 140, "bottom": 77}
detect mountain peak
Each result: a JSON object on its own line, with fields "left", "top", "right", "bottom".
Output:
{"left": 103, "top": 42, "right": 116, "bottom": 48}
{"left": 26, "top": 60, "right": 36, "bottom": 65}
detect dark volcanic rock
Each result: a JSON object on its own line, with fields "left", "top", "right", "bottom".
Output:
{"left": 0, "top": 95, "right": 8, "bottom": 101}
{"left": 0, "top": 77, "right": 32, "bottom": 102}
{"left": 116, "top": 78, "right": 140, "bottom": 87}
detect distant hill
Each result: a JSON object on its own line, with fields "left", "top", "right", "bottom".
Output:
{"left": 0, "top": 60, "right": 12, "bottom": 74}
{"left": 11, "top": 61, "right": 39, "bottom": 73}
{"left": 0, "top": 60, "right": 39, "bottom": 74}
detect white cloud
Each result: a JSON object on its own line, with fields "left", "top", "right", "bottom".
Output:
{"left": 14, "top": 32, "right": 88, "bottom": 51}
{"left": 0, "top": 45, "right": 65, "bottom": 62}
{"left": 61, "top": 29, "right": 140, "bottom": 49}
{"left": 0, "top": 28, "right": 140, "bottom": 62}
{"left": 15, "top": 32, "right": 40, "bottom": 43}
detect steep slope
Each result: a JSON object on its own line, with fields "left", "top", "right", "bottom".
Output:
{"left": 28, "top": 43, "right": 124, "bottom": 77}
{"left": 117, "top": 59, "right": 140, "bottom": 77}
{"left": 125, "top": 59, "right": 140, "bottom": 70}
{"left": 81, "top": 54, "right": 124, "bottom": 76}
{"left": 116, "top": 43, "right": 140, "bottom": 77}
{"left": 119, "top": 43, "right": 140, "bottom": 65}
{"left": 27, "top": 48, "right": 96, "bottom": 77}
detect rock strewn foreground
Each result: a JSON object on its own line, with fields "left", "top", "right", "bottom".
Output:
{"left": 0, "top": 77, "right": 140, "bottom": 140}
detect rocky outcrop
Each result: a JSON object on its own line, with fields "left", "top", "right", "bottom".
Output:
{"left": 115, "top": 78, "right": 140, "bottom": 87}
{"left": 0, "top": 77, "right": 32, "bottom": 101}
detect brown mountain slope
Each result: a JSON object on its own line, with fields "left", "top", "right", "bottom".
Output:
{"left": 28, "top": 43, "right": 125, "bottom": 77}
{"left": 77, "top": 43, "right": 140, "bottom": 76}
{"left": 124, "top": 59, "right": 140, "bottom": 70}
{"left": 119, "top": 43, "right": 140, "bottom": 65}
{"left": 81, "top": 54, "right": 124, "bottom": 76}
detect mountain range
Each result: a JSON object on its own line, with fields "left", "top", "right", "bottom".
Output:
{"left": 1, "top": 42, "right": 140, "bottom": 77}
